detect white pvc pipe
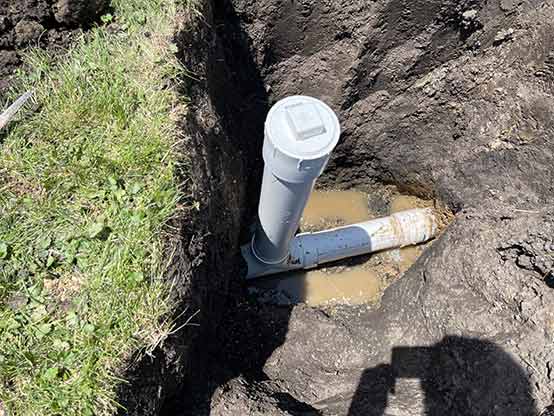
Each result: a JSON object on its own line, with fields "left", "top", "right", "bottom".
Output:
{"left": 242, "top": 208, "right": 438, "bottom": 279}
{"left": 241, "top": 95, "right": 438, "bottom": 280}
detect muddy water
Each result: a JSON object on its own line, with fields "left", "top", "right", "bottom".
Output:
{"left": 253, "top": 268, "right": 383, "bottom": 306}
{"left": 250, "top": 190, "right": 430, "bottom": 307}
{"left": 301, "top": 190, "right": 371, "bottom": 230}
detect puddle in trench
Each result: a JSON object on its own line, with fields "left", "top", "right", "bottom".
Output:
{"left": 250, "top": 190, "right": 434, "bottom": 307}
{"left": 301, "top": 190, "right": 371, "bottom": 231}
{"left": 253, "top": 267, "right": 384, "bottom": 307}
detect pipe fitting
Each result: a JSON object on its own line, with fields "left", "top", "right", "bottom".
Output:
{"left": 241, "top": 95, "right": 438, "bottom": 280}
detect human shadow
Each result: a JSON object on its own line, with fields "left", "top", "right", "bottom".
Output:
{"left": 348, "top": 336, "right": 538, "bottom": 416}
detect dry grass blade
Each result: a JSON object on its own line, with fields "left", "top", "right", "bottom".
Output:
{"left": 0, "top": 91, "right": 33, "bottom": 130}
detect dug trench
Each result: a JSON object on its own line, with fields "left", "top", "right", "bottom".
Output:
{"left": 124, "top": 0, "right": 554, "bottom": 414}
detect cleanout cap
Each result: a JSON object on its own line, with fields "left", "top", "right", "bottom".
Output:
{"left": 263, "top": 96, "right": 340, "bottom": 183}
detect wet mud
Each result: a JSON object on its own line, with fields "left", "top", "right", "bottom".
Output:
{"left": 250, "top": 190, "right": 436, "bottom": 307}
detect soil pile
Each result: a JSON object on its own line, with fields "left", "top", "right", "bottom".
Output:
{"left": 0, "top": 0, "right": 108, "bottom": 93}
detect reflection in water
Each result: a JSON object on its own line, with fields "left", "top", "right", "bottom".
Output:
{"left": 250, "top": 190, "right": 432, "bottom": 307}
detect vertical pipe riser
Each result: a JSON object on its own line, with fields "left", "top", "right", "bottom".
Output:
{"left": 253, "top": 171, "right": 314, "bottom": 264}
{"left": 251, "top": 96, "right": 341, "bottom": 265}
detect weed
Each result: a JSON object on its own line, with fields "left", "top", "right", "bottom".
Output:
{"left": 0, "top": 0, "right": 192, "bottom": 414}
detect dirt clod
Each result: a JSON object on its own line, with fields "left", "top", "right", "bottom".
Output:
{"left": 0, "top": 0, "right": 108, "bottom": 95}
{"left": 14, "top": 20, "right": 44, "bottom": 46}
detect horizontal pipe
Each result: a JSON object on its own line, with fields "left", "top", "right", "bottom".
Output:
{"left": 242, "top": 208, "right": 438, "bottom": 280}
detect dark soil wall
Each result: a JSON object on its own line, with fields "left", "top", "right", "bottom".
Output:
{"left": 229, "top": 0, "right": 554, "bottom": 211}
{"left": 117, "top": 1, "right": 267, "bottom": 413}
{"left": 0, "top": 0, "right": 108, "bottom": 93}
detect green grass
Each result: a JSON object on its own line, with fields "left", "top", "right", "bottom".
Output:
{"left": 0, "top": 1, "right": 190, "bottom": 414}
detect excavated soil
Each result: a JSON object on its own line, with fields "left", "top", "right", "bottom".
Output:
{"left": 130, "top": 0, "right": 554, "bottom": 414}
{"left": 0, "top": 0, "right": 108, "bottom": 95}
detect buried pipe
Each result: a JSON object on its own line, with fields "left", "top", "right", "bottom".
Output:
{"left": 242, "top": 96, "right": 438, "bottom": 280}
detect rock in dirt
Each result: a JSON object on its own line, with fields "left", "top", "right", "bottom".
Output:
{"left": 494, "top": 27, "right": 515, "bottom": 45}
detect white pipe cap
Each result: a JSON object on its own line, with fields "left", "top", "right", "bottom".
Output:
{"left": 263, "top": 96, "right": 341, "bottom": 183}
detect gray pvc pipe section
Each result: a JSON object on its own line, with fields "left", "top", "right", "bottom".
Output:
{"left": 243, "top": 208, "right": 438, "bottom": 279}
{"left": 252, "top": 168, "right": 315, "bottom": 264}
{"left": 251, "top": 96, "right": 341, "bottom": 265}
